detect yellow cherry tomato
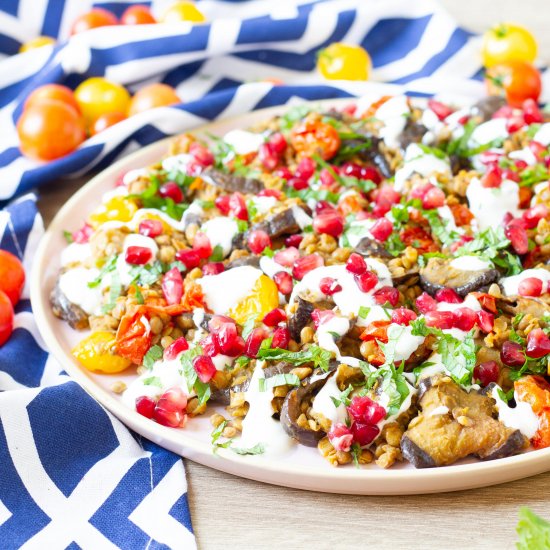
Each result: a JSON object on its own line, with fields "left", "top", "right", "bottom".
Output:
{"left": 74, "top": 77, "right": 131, "bottom": 125}
{"left": 89, "top": 196, "right": 138, "bottom": 227}
{"left": 229, "top": 275, "right": 279, "bottom": 325}
{"left": 317, "top": 43, "right": 371, "bottom": 81}
{"left": 73, "top": 331, "right": 132, "bottom": 374}
{"left": 481, "top": 23, "right": 537, "bottom": 68}
{"left": 19, "top": 36, "right": 56, "bottom": 53}
{"left": 160, "top": 1, "right": 206, "bottom": 23}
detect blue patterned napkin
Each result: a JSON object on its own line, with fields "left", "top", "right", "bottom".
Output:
{"left": 0, "top": 0, "right": 511, "bottom": 547}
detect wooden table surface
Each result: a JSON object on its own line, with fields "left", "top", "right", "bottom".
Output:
{"left": 37, "top": 2, "right": 550, "bottom": 548}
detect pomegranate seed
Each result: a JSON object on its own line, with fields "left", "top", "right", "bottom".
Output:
{"left": 341, "top": 162, "right": 362, "bottom": 178}
{"left": 518, "top": 277, "right": 543, "bottom": 297}
{"left": 351, "top": 422, "right": 380, "bottom": 446}
{"left": 275, "top": 167, "right": 293, "bottom": 180}
{"left": 416, "top": 292, "right": 437, "bottom": 313}
{"left": 506, "top": 116, "right": 525, "bottom": 133}
{"left": 159, "top": 181, "right": 183, "bottom": 203}
{"left": 375, "top": 185, "right": 401, "bottom": 209}
{"left": 505, "top": 222, "right": 529, "bottom": 254}
{"left": 473, "top": 361, "right": 499, "bottom": 387}
{"left": 200, "top": 334, "right": 220, "bottom": 357}
{"left": 288, "top": 177, "right": 309, "bottom": 190}
{"left": 492, "top": 105, "right": 514, "bottom": 119}
{"left": 193, "top": 355, "right": 217, "bottom": 382}
{"left": 268, "top": 132, "right": 287, "bottom": 154}
{"left": 248, "top": 229, "right": 272, "bottom": 254}
{"left": 452, "top": 307, "right": 477, "bottom": 331}
{"left": 311, "top": 309, "right": 335, "bottom": 329}
{"left": 410, "top": 183, "right": 433, "bottom": 201}
{"left": 319, "top": 167, "right": 336, "bottom": 187}
{"left": 502, "top": 167, "right": 520, "bottom": 182}
{"left": 295, "top": 157, "right": 316, "bottom": 180}
{"left": 523, "top": 204, "right": 549, "bottom": 229}
{"left": 136, "top": 396, "right": 156, "bottom": 418}
{"left": 175, "top": 249, "right": 201, "bottom": 269}
{"left": 160, "top": 386, "right": 188, "bottom": 410}
{"left": 328, "top": 423, "right": 353, "bottom": 452}
{"left": 213, "top": 322, "right": 245, "bottom": 356}
{"left": 500, "top": 341, "right": 525, "bottom": 366}
{"left": 208, "top": 314, "right": 236, "bottom": 333}
{"left": 346, "top": 253, "right": 367, "bottom": 275}
{"left": 425, "top": 310, "right": 455, "bottom": 329}
{"left": 258, "top": 188, "right": 282, "bottom": 199}
{"left": 163, "top": 336, "right": 189, "bottom": 360}
{"left": 370, "top": 218, "right": 393, "bottom": 242}
{"left": 476, "top": 310, "right": 495, "bottom": 333}
{"left": 202, "top": 262, "right": 225, "bottom": 276}
{"left": 273, "top": 271, "right": 293, "bottom": 295}
{"left": 481, "top": 165, "right": 502, "bottom": 188}
{"left": 313, "top": 210, "right": 344, "bottom": 237}
{"left": 193, "top": 232, "right": 212, "bottom": 259}
{"left": 435, "top": 288, "right": 462, "bottom": 303}
{"left": 189, "top": 142, "right": 214, "bottom": 167}
{"left": 354, "top": 271, "right": 378, "bottom": 293}
{"left": 274, "top": 246, "right": 300, "bottom": 267}
{"left": 529, "top": 141, "right": 547, "bottom": 162}
{"left": 162, "top": 267, "right": 183, "bottom": 305}
{"left": 391, "top": 307, "right": 417, "bottom": 325}
{"left": 229, "top": 192, "right": 248, "bottom": 220}
{"left": 272, "top": 326, "right": 290, "bottom": 349}
{"left": 72, "top": 223, "right": 93, "bottom": 244}
{"left": 348, "top": 395, "right": 386, "bottom": 424}
{"left": 138, "top": 219, "right": 163, "bottom": 238}
{"left": 292, "top": 254, "right": 324, "bottom": 280}
{"left": 215, "top": 195, "right": 230, "bottom": 214}
{"left": 125, "top": 246, "right": 153, "bottom": 265}
{"left": 263, "top": 308, "right": 287, "bottom": 326}
{"left": 245, "top": 327, "right": 269, "bottom": 357}
{"left": 526, "top": 328, "right": 550, "bottom": 358}
{"left": 315, "top": 200, "right": 335, "bottom": 215}
{"left": 284, "top": 234, "right": 303, "bottom": 248}
{"left": 259, "top": 142, "right": 279, "bottom": 170}
{"left": 422, "top": 186, "right": 445, "bottom": 209}
{"left": 523, "top": 98, "right": 544, "bottom": 124}
{"left": 427, "top": 99, "right": 454, "bottom": 120}
{"left": 154, "top": 406, "right": 186, "bottom": 428}
{"left": 373, "top": 286, "right": 399, "bottom": 307}
{"left": 359, "top": 166, "right": 381, "bottom": 184}
{"left": 154, "top": 386, "right": 188, "bottom": 426}
{"left": 319, "top": 277, "right": 342, "bottom": 296}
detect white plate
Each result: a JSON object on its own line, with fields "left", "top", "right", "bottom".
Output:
{"left": 31, "top": 99, "right": 550, "bottom": 495}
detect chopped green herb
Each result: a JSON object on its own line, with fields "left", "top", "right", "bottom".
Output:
{"left": 209, "top": 245, "right": 224, "bottom": 262}
{"left": 230, "top": 443, "right": 266, "bottom": 456}
{"left": 278, "top": 105, "right": 312, "bottom": 132}
{"left": 350, "top": 442, "right": 362, "bottom": 468}
{"left": 211, "top": 421, "right": 232, "bottom": 454}
{"left": 236, "top": 219, "right": 249, "bottom": 233}
{"left": 143, "top": 345, "right": 163, "bottom": 369}
{"left": 358, "top": 306, "right": 371, "bottom": 319}
{"left": 330, "top": 383, "right": 354, "bottom": 408}
{"left": 88, "top": 256, "right": 118, "bottom": 288}
{"left": 132, "top": 282, "right": 144, "bottom": 305}
{"left": 63, "top": 230, "right": 73, "bottom": 244}
{"left": 241, "top": 318, "right": 256, "bottom": 340}
{"left": 257, "top": 344, "right": 332, "bottom": 371}
{"left": 142, "top": 376, "right": 162, "bottom": 388}
{"left": 101, "top": 272, "right": 121, "bottom": 314}
{"left": 258, "top": 373, "right": 300, "bottom": 392}
{"left": 516, "top": 507, "right": 550, "bottom": 550}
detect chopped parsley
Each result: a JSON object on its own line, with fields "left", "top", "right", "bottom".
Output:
{"left": 63, "top": 230, "right": 73, "bottom": 244}
{"left": 210, "top": 421, "right": 266, "bottom": 456}
{"left": 142, "top": 375, "right": 162, "bottom": 388}
{"left": 88, "top": 256, "right": 117, "bottom": 288}
{"left": 209, "top": 245, "right": 224, "bottom": 262}
{"left": 143, "top": 345, "right": 163, "bottom": 369}
{"left": 278, "top": 105, "right": 312, "bottom": 132}
{"left": 101, "top": 272, "right": 121, "bottom": 314}
{"left": 257, "top": 345, "right": 332, "bottom": 371}
{"left": 258, "top": 373, "right": 300, "bottom": 392}
{"left": 129, "top": 175, "right": 188, "bottom": 221}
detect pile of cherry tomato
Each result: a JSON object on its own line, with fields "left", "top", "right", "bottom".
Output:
{"left": 0, "top": 250, "right": 26, "bottom": 347}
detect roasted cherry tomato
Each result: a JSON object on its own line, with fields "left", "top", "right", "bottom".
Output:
{"left": 73, "top": 331, "right": 132, "bottom": 373}
{"left": 128, "top": 83, "right": 181, "bottom": 116}
{"left": 121, "top": 5, "right": 156, "bottom": 25}
{"left": 317, "top": 43, "right": 371, "bottom": 81}
{"left": 160, "top": 1, "right": 206, "bottom": 23}
{"left": 89, "top": 196, "right": 138, "bottom": 227}
{"left": 481, "top": 23, "right": 537, "bottom": 68}
{"left": 0, "top": 291, "right": 14, "bottom": 347}
{"left": 70, "top": 8, "right": 118, "bottom": 35}
{"left": 360, "top": 320, "right": 391, "bottom": 342}
{"left": 17, "top": 99, "right": 86, "bottom": 161}
{"left": 290, "top": 118, "right": 341, "bottom": 161}
{"left": 90, "top": 111, "right": 127, "bottom": 135}
{"left": 400, "top": 226, "right": 438, "bottom": 254}
{"left": 229, "top": 275, "right": 279, "bottom": 325}
{"left": 449, "top": 203, "right": 474, "bottom": 227}
{"left": 24, "top": 84, "right": 80, "bottom": 114}
{"left": 19, "top": 36, "right": 55, "bottom": 53}
{"left": 115, "top": 310, "right": 152, "bottom": 365}
{"left": 0, "top": 250, "right": 25, "bottom": 306}
{"left": 515, "top": 375, "right": 550, "bottom": 449}
{"left": 485, "top": 60, "right": 542, "bottom": 108}
{"left": 75, "top": 77, "right": 131, "bottom": 125}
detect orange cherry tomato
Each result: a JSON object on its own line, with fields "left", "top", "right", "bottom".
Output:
{"left": 24, "top": 84, "right": 80, "bottom": 114}
{"left": 363, "top": 95, "right": 392, "bottom": 119}
{"left": 514, "top": 375, "right": 550, "bottom": 449}
{"left": 0, "top": 291, "right": 14, "bottom": 347}
{"left": 115, "top": 309, "right": 152, "bottom": 364}
{"left": 121, "top": 5, "right": 156, "bottom": 25}
{"left": 0, "top": 250, "right": 25, "bottom": 306}
{"left": 518, "top": 186, "right": 533, "bottom": 209}
{"left": 290, "top": 119, "right": 341, "bottom": 161}
{"left": 449, "top": 203, "right": 474, "bottom": 227}
{"left": 70, "top": 8, "right": 118, "bottom": 35}
{"left": 128, "top": 83, "right": 181, "bottom": 116}
{"left": 485, "top": 60, "right": 542, "bottom": 108}
{"left": 400, "top": 226, "right": 438, "bottom": 254}
{"left": 471, "top": 292, "right": 497, "bottom": 314}
{"left": 17, "top": 99, "right": 86, "bottom": 161}
{"left": 360, "top": 320, "right": 391, "bottom": 342}
{"left": 90, "top": 111, "right": 126, "bottom": 135}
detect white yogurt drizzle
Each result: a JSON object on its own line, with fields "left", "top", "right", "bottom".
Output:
{"left": 491, "top": 386, "right": 539, "bottom": 439}
{"left": 499, "top": 268, "right": 550, "bottom": 296}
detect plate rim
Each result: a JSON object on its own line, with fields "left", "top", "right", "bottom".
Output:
{"left": 30, "top": 97, "right": 550, "bottom": 495}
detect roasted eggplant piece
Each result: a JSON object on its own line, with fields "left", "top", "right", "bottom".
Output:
{"left": 497, "top": 295, "right": 550, "bottom": 319}
{"left": 340, "top": 134, "right": 392, "bottom": 178}
{"left": 401, "top": 375, "right": 528, "bottom": 468}
{"left": 50, "top": 280, "right": 89, "bottom": 330}
{"left": 226, "top": 255, "right": 261, "bottom": 269}
{"left": 251, "top": 208, "right": 305, "bottom": 239}
{"left": 355, "top": 237, "right": 393, "bottom": 259}
{"left": 419, "top": 257, "right": 499, "bottom": 297}
{"left": 398, "top": 120, "right": 428, "bottom": 149}
{"left": 471, "top": 96, "right": 507, "bottom": 121}
{"left": 280, "top": 374, "right": 331, "bottom": 446}
{"left": 201, "top": 167, "right": 264, "bottom": 194}
{"left": 288, "top": 297, "right": 315, "bottom": 342}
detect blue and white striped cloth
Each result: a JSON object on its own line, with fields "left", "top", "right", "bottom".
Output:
{"left": 0, "top": 1, "right": 543, "bottom": 547}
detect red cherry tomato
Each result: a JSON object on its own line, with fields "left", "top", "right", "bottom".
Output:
{"left": 0, "top": 250, "right": 25, "bottom": 306}
{"left": 90, "top": 111, "right": 126, "bottom": 135}
{"left": 17, "top": 99, "right": 86, "bottom": 161}
{"left": 128, "top": 83, "right": 181, "bottom": 116}
{"left": 24, "top": 84, "right": 80, "bottom": 114}
{"left": 0, "top": 291, "right": 14, "bottom": 346}
{"left": 485, "top": 60, "right": 542, "bottom": 107}
{"left": 121, "top": 5, "right": 156, "bottom": 25}
{"left": 70, "top": 8, "right": 118, "bottom": 35}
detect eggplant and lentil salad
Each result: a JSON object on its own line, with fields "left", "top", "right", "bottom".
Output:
{"left": 53, "top": 94, "right": 550, "bottom": 469}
